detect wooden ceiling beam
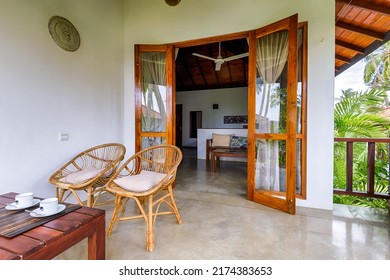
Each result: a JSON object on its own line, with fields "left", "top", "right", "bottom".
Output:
{"left": 336, "top": 21, "right": 385, "bottom": 40}
{"left": 192, "top": 56, "right": 209, "bottom": 86}
{"left": 208, "top": 44, "right": 220, "bottom": 83}
{"left": 180, "top": 51, "right": 196, "bottom": 86}
{"left": 335, "top": 54, "right": 351, "bottom": 64}
{"left": 337, "top": 0, "right": 390, "bottom": 16}
{"left": 335, "top": 39, "right": 365, "bottom": 53}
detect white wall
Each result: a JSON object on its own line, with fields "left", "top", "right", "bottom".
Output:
{"left": 0, "top": 0, "right": 124, "bottom": 200}
{"left": 177, "top": 87, "right": 248, "bottom": 147}
{"left": 0, "top": 0, "right": 335, "bottom": 210}
{"left": 124, "top": 0, "right": 335, "bottom": 210}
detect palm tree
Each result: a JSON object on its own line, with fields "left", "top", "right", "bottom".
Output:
{"left": 363, "top": 41, "right": 390, "bottom": 91}
{"left": 334, "top": 88, "right": 389, "bottom": 138}
{"left": 333, "top": 88, "right": 389, "bottom": 209}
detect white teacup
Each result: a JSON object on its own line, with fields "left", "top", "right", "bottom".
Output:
{"left": 15, "top": 193, "right": 34, "bottom": 207}
{"left": 39, "top": 197, "right": 59, "bottom": 215}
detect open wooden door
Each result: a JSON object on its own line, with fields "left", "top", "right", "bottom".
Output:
{"left": 134, "top": 44, "right": 175, "bottom": 151}
{"left": 247, "top": 14, "right": 299, "bottom": 214}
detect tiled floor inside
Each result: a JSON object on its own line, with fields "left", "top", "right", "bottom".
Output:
{"left": 55, "top": 148, "right": 390, "bottom": 260}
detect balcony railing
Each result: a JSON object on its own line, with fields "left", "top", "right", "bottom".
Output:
{"left": 334, "top": 138, "right": 390, "bottom": 205}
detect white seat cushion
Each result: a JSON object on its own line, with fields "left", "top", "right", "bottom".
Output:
{"left": 113, "top": 170, "right": 167, "bottom": 192}
{"left": 60, "top": 166, "right": 105, "bottom": 184}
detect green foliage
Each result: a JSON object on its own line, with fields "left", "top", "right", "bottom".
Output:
{"left": 334, "top": 88, "right": 389, "bottom": 138}
{"left": 334, "top": 88, "right": 389, "bottom": 210}
{"left": 363, "top": 41, "right": 390, "bottom": 90}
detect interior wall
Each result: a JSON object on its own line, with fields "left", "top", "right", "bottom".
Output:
{"left": 177, "top": 87, "right": 248, "bottom": 147}
{"left": 124, "top": 0, "right": 335, "bottom": 210}
{"left": 0, "top": 0, "right": 124, "bottom": 200}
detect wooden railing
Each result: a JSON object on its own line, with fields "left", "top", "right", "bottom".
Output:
{"left": 334, "top": 138, "right": 390, "bottom": 201}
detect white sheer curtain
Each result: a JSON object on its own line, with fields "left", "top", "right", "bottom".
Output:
{"left": 141, "top": 52, "right": 167, "bottom": 133}
{"left": 255, "top": 30, "right": 289, "bottom": 191}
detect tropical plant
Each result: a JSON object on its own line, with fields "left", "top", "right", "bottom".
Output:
{"left": 333, "top": 88, "right": 389, "bottom": 209}
{"left": 334, "top": 88, "right": 389, "bottom": 138}
{"left": 363, "top": 41, "right": 390, "bottom": 91}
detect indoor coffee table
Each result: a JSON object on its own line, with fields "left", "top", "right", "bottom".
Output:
{"left": 0, "top": 192, "right": 105, "bottom": 260}
{"left": 211, "top": 148, "right": 247, "bottom": 174}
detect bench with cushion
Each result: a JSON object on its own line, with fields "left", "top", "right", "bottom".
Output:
{"left": 206, "top": 133, "right": 248, "bottom": 161}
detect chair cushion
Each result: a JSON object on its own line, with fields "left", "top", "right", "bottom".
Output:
{"left": 212, "top": 133, "right": 233, "bottom": 147}
{"left": 113, "top": 170, "right": 167, "bottom": 192}
{"left": 60, "top": 166, "right": 105, "bottom": 184}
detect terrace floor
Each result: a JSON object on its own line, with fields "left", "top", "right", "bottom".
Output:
{"left": 55, "top": 148, "right": 390, "bottom": 260}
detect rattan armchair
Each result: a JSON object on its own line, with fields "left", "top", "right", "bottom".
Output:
{"left": 48, "top": 143, "right": 126, "bottom": 207}
{"left": 106, "top": 144, "right": 183, "bottom": 252}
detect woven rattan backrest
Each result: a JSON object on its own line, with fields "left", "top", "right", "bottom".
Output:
{"left": 117, "top": 145, "right": 182, "bottom": 177}
{"left": 138, "top": 145, "right": 181, "bottom": 174}
{"left": 74, "top": 143, "right": 126, "bottom": 170}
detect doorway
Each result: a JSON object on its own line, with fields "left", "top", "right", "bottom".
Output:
{"left": 134, "top": 15, "right": 307, "bottom": 214}
{"left": 175, "top": 104, "right": 183, "bottom": 149}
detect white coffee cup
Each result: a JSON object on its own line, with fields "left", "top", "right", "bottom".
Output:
{"left": 15, "top": 193, "right": 34, "bottom": 207}
{"left": 39, "top": 197, "right": 59, "bottom": 215}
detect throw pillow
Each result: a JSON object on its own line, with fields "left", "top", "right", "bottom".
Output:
{"left": 230, "top": 136, "right": 248, "bottom": 148}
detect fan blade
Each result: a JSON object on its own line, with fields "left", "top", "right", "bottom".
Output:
{"left": 192, "top": 53, "right": 216, "bottom": 62}
{"left": 224, "top": 52, "right": 249, "bottom": 62}
{"left": 215, "top": 62, "right": 223, "bottom": 71}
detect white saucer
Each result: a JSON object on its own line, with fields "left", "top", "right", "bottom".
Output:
{"left": 30, "top": 204, "right": 66, "bottom": 218}
{"left": 5, "top": 199, "right": 41, "bottom": 210}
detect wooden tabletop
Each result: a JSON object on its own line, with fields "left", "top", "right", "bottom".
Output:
{"left": 211, "top": 149, "right": 247, "bottom": 174}
{"left": 0, "top": 192, "right": 105, "bottom": 260}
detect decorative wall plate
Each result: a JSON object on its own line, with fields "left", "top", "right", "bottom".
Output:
{"left": 165, "top": 0, "right": 181, "bottom": 6}
{"left": 48, "top": 16, "right": 80, "bottom": 52}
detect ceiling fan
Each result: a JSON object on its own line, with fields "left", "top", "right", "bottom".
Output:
{"left": 192, "top": 42, "right": 248, "bottom": 71}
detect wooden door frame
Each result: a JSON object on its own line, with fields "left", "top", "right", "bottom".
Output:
{"left": 247, "top": 14, "right": 299, "bottom": 214}
{"left": 134, "top": 17, "right": 307, "bottom": 213}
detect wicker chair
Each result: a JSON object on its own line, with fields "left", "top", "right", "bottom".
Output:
{"left": 106, "top": 144, "right": 183, "bottom": 252}
{"left": 48, "top": 143, "right": 126, "bottom": 207}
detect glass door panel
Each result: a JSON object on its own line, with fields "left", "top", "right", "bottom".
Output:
{"left": 141, "top": 52, "right": 167, "bottom": 133}
{"left": 296, "top": 27, "right": 304, "bottom": 135}
{"left": 296, "top": 139, "right": 302, "bottom": 195}
{"left": 248, "top": 14, "right": 298, "bottom": 214}
{"left": 255, "top": 139, "right": 287, "bottom": 195}
{"left": 141, "top": 137, "right": 166, "bottom": 149}
{"left": 135, "top": 44, "right": 174, "bottom": 151}
{"left": 255, "top": 30, "right": 288, "bottom": 135}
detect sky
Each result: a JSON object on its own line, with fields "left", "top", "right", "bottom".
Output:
{"left": 334, "top": 60, "right": 369, "bottom": 100}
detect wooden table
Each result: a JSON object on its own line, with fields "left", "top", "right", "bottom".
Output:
{"left": 211, "top": 148, "right": 247, "bottom": 174}
{"left": 0, "top": 192, "right": 105, "bottom": 260}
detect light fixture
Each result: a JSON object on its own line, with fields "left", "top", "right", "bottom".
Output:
{"left": 165, "top": 0, "right": 181, "bottom": 6}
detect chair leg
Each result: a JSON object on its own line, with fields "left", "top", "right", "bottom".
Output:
{"left": 55, "top": 186, "right": 60, "bottom": 200}
{"left": 138, "top": 197, "right": 146, "bottom": 214}
{"left": 69, "top": 189, "right": 84, "bottom": 206}
{"left": 57, "top": 187, "right": 65, "bottom": 203}
{"left": 107, "top": 195, "right": 122, "bottom": 236}
{"left": 86, "top": 187, "right": 94, "bottom": 207}
{"left": 146, "top": 195, "right": 155, "bottom": 252}
{"left": 92, "top": 188, "right": 115, "bottom": 207}
{"left": 168, "top": 185, "right": 182, "bottom": 224}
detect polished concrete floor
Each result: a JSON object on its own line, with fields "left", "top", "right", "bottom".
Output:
{"left": 56, "top": 148, "right": 390, "bottom": 260}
